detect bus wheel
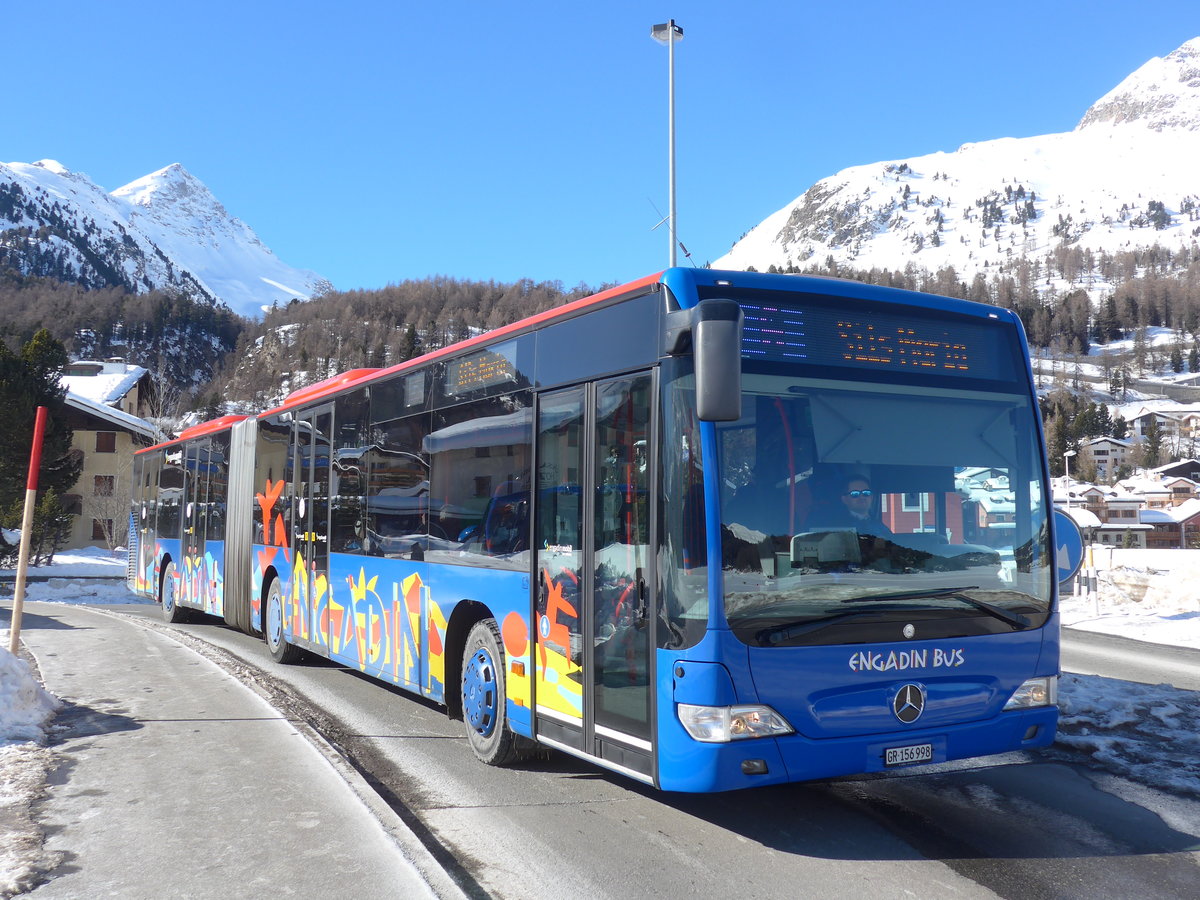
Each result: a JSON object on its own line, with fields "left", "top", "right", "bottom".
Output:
{"left": 160, "top": 561, "right": 188, "bottom": 624}
{"left": 264, "top": 578, "right": 301, "bottom": 664}
{"left": 462, "top": 619, "right": 520, "bottom": 766}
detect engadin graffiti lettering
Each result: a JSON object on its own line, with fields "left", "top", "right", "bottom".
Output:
{"left": 848, "top": 647, "right": 965, "bottom": 672}
{"left": 252, "top": 466, "right": 530, "bottom": 721}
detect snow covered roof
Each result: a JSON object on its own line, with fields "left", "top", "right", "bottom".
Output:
{"left": 65, "top": 391, "right": 161, "bottom": 442}
{"left": 1059, "top": 506, "right": 1102, "bottom": 528}
{"left": 61, "top": 361, "right": 148, "bottom": 406}
{"left": 1082, "top": 436, "right": 1133, "bottom": 449}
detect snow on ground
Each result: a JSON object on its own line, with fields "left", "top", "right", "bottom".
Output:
{"left": 1059, "top": 548, "right": 1200, "bottom": 650}
{"left": 1, "top": 547, "right": 149, "bottom": 895}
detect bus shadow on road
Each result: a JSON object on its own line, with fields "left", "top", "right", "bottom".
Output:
{"left": 656, "top": 759, "right": 1200, "bottom": 864}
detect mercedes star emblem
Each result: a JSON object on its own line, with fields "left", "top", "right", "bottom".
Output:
{"left": 893, "top": 683, "right": 926, "bottom": 723}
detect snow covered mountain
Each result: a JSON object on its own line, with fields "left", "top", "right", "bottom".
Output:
{"left": 0, "top": 160, "right": 330, "bottom": 318}
{"left": 716, "top": 37, "right": 1200, "bottom": 297}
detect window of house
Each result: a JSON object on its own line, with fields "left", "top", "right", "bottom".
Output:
{"left": 95, "top": 432, "right": 117, "bottom": 453}
{"left": 94, "top": 475, "right": 115, "bottom": 496}
{"left": 91, "top": 519, "right": 112, "bottom": 540}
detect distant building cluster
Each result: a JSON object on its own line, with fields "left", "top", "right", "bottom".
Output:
{"left": 1056, "top": 457, "right": 1200, "bottom": 550}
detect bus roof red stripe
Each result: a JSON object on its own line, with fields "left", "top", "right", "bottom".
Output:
{"left": 135, "top": 414, "right": 249, "bottom": 455}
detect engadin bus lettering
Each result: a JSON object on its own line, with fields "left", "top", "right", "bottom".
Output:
{"left": 848, "top": 648, "right": 966, "bottom": 672}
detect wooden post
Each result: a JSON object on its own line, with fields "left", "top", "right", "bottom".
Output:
{"left": 8, "top": 406, "right": 48, "bottom": 655}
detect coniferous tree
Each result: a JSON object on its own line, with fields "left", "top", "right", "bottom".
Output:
{"left": 0, "top": 329, "right": 81, "bottom": 514}
{"left": 1143, "top": 416, "right": 1164, "bottom": 469}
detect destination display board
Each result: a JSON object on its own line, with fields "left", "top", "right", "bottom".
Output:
{"left": 445, "top": 347, "right": 517, "bottom": 395}
{"left": 736, "top": 297, "right": 1018, "bottom": 382}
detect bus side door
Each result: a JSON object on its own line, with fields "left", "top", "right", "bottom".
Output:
{"left": 533, "top": 372, "right": 656, "bottom": 781}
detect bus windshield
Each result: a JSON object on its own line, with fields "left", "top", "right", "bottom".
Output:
{"left": 718, "top": 372, "right": 1052, "bottom": 646}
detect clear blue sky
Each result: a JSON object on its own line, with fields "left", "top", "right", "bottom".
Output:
{"left": 7, "top": 1, "right": 1198, "bottom": 294}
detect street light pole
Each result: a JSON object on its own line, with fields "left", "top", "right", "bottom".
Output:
{"left": 651, "top": 19, "right": 683, "bottom": 268}
{"left": 1064, "top": 449, "right": 1076, "bottom": 487}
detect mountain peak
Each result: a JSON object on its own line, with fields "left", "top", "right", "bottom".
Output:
{"left": 1077, "top": 37, "right": 1200, "bottom": 132}
{"left": 113, "top": 163, "right": 217, "bottom": 211}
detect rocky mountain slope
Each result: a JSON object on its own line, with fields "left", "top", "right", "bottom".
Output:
{"left": 715, "top": 38, "right": 1200, "bottom": 300}
{"left": 0, "top": 160, "right": 329, "bottom": 318}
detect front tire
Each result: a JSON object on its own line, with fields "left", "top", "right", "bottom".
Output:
{"left": 462, "top": 619, "right": 520, "bottom": 766}
{"left": 264, "top": 578, "right": 302, "bottom": 664}
{"left": 160, "top": 561, "right": 189, "bottom": 624}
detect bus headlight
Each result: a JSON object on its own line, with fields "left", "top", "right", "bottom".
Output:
{"left": 677, "top": 703, "right": 794, "bottom": 742}
{"left": 1003, "top": 676, "right": 1058, "bottom": 710}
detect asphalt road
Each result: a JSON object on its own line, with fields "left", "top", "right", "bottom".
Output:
{"left": 1060, "top": 627, "right": 1200, "bottom": 691}
{"left": 112, "top": 604, "right": 1200, "bottom": 900}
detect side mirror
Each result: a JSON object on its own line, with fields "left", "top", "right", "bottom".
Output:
{"left": 693, "top": 299, "right": 743, "bottom": 422}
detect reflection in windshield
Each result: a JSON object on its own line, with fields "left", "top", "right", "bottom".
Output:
{"left": 718, "top": 374, "right": 1052, "bottom": 645}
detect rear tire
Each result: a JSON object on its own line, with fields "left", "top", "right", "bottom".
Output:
{"left": 462, "top": 619, "right": 520, "bottom": 766}
{"left": 264, "top": 578, "right": 302, "bottom": 664}
{"left": 160, "top": 561, "right": 189, "bottom": 624}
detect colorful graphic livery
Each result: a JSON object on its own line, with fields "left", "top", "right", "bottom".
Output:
{"left": 129, "top": 268, "right": 1060, "bottom": 792}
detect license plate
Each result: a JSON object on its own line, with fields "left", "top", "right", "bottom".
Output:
{"left": 885, "top": 743, "right": 933, "bottom": 767}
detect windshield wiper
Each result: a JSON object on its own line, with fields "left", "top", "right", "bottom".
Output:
{"left": 756, "top": 610, "right": 893, "bottom": 645}
{"left": 840, "top": 585, "right": 1032, "bottom": 629}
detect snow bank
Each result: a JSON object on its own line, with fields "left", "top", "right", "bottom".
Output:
{"left": 1055, "top": 673, "right": 1200, "bottom": 798}
{"left": 1060, "top": 548, "right": 1200, "bottom": 649}
{"left": 0, "top": 646, "right": 62, "bottom": 896}
{"left": 0, "top": 647, "right": 59, "bottom": 743}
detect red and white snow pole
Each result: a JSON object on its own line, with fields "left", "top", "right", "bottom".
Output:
{"left": 7, "top": 406, "right": 48, "bottom": 655}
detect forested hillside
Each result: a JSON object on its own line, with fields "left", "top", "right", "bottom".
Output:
{"left": 777, "top": 243, "right": 1200, "bottom": 357}
{"left": 0, "top": 271, "right": 243, "bottom": 396}
{"left": 217, "top": 276, "right": 602, "bottom": 408}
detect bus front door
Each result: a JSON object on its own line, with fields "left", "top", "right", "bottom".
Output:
{"left": 534, "top": 373, "right": 656, "bottom": 782}
{"left": 292, "top": 405, "right": 334, "bottom": 650}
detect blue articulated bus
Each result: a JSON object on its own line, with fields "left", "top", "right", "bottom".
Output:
{"left": 129, "top": 268, "right": 1059, "bottom": 792}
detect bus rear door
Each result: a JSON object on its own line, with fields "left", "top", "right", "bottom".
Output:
{"left": 292, "top": 405, "right": 334, "bottom": 651}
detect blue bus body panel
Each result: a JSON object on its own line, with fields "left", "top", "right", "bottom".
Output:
{"left": 271, "top": 549, "right": 534, "bottom": 736}
{"left": 154, "top": 537, "right": 183, "bottom": 600}
{"left": 747, "top": 628, "right": 1051, "bottom": 738}
{"left": 178, "top": 539, "right": 226, "bottom": 617}
{"left": 655, "top": 623, "right": 1058, "bottom": 793}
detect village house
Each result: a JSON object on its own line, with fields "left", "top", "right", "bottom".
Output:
{"left": 59, "top": 361, "right": 161, "bottom": 550}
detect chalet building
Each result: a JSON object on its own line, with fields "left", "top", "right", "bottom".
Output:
{"left": 1140, "top": 498, "right": 1200, "bottom": 549}
{"left": 1150, "top": 459, "right": 1200, "bottom": 484}
{"left": 59, "top": 361, "right": 161, "bottom": 549}
{"left": 1080, "top": 437, "right": 1132, "bottom": 482}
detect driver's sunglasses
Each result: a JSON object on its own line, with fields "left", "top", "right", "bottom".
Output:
{"left": 845, "top": 489, "right": 873, "bottom": 498}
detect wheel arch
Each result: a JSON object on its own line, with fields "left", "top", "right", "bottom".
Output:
{"left": 253, "top": 564, "right": 281, "bottom": 636}
{"left": 157, "top": 554, "right": 174, "bottom": 603}
{"left": 444, "top": 599, "right": 493, "bottom": 719}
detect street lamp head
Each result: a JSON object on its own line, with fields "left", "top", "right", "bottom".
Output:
{"left": 650, "top": 21, "right": 684, "bottom": 44}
